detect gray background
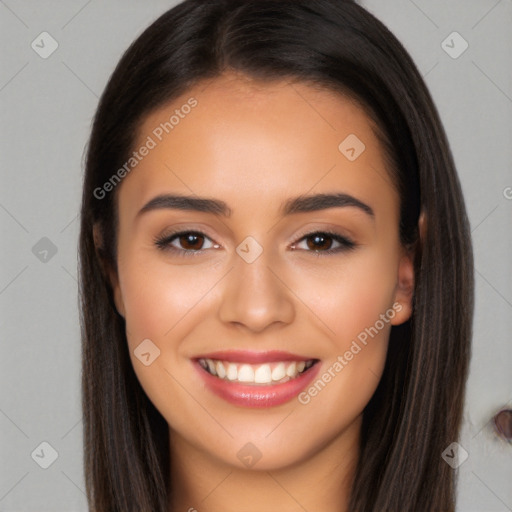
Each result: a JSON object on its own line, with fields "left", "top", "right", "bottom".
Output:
{"left": 1, "top": 0, "right": 511, "bottom": 510}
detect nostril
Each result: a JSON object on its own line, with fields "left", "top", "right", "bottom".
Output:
{"left": 493, "top": 409, "right": 512, "bottom": 442}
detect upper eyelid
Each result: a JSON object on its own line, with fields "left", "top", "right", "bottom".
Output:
{"left": 292, "top": 226, "right": 353, "bottom": 242}
{"left": 156, "top": 217, "right": 357, "bottom": 239}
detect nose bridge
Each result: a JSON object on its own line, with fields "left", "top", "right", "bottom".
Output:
{"left": 217, "top": 239, "right": 295, "bottom": 331}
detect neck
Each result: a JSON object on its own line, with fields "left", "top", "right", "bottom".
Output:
{"left": 167, "top": 416, "right": 361, "bottom": 512}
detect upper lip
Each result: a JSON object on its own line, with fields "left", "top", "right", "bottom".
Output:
{"left": 194, "top": 350, "right": 315, "bottom": 364}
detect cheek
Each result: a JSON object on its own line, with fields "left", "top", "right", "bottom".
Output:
{"left": 290, "top": 250, "right": 398, "bottom": 405}
{"left": 117, "top": 253, "right": 221, "bottom": 343}
{"left": 293, "top": 248, "right": 398, "bottom": 345}
{"left": 116, "top": 255, "right": 226, "bottom": 431}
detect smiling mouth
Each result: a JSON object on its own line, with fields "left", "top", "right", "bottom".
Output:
{"left": 197, "top": 358, "right": 318, "bottom": 385}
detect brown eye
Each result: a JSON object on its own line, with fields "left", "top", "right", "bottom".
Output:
{"left": 178, "top": 233, "right": 205, "bottom": 250}
{"left": 293, "top": 231, "right": 356, "bottom": 255}
{"left": 305, "top": 233, "right": 334, "bottom": 251}
{"left": 154, "top": 230, "right": 218, "bottom": 255}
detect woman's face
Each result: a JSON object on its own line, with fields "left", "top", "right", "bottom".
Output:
{"left": 106, "top": 72, "right": 414, "bottom": 471}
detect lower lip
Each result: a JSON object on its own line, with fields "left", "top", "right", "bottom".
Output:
{"left": 193, "top": 360, "right": 321, "bottom": 408}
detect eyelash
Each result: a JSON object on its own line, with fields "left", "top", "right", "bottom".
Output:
{"left": 153, "top": 229, "right": 356, "bottom": 258}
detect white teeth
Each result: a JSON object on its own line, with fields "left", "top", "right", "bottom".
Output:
{"left": 226, "top": 363, "right": 238, "bottom": 381}
{"left": 286, "top": 362, "right": 297, "bottom": 377}
{"left": 238, "top": 364, "right": 254, "bottom": 382}
{"left": 215, "top": 361, "right": 226, "bottom": 378}
{"left": 199, "top": 357, "right": 314, "bottom": 385}
{"left": 206, "top": 359, "right": 216, "bottom": 376}
{"left": 271, "top": 363, "right": 286, "bottom": 381}
{"left": 254, "top": 364, "right": 272, "bottom": 384}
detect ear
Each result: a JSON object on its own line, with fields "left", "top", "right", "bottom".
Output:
{"left": 93, "top": 223, "right": 126, "bottom": 318}
{"left": 390, "top": 250, "right": 414, "bottom": 326}
{"left": 390, "top": 212, "right": 424, "bottom": 326}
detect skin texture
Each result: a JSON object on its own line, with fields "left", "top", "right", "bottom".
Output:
{"left": 101, "top": 71, "right": 415, "bottom": 512}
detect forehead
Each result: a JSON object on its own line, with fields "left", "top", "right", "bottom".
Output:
{"left": 118, "top": 71, "right": 396, "bottom": 220}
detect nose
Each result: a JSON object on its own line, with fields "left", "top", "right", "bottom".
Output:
{"left": 217, "top": 249, "right": 295, "bottom": 333}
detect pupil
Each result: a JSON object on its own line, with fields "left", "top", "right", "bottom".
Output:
{"left": 308, "top": 234, "right": 331, "bottom": 251}
{"left": 182, "top": 233, "right": 203, "bottom": 250}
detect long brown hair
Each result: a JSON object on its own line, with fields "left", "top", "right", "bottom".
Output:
{"left": 79, "top": 1, "right": 474, "bottom": 510}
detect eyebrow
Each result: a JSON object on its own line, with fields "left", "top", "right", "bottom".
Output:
{"left": 137, "top": 192, "right": 374, "bottom": 219}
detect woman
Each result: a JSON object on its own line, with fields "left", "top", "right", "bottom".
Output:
{"left": 79, "top": 1, "right": 474, "bottom": 510}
